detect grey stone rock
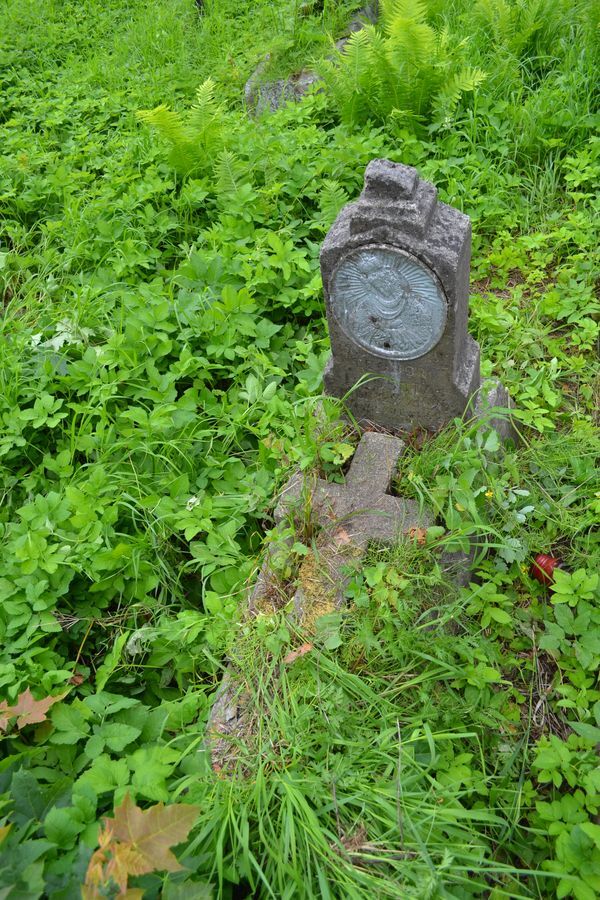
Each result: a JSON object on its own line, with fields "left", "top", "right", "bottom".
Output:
{"left": 245, "top": 4, "right": 379, "bottom": 113}
{"left": 473, "top": 379, "right": 520, "bottom": 445}
{"left": 243, "top": 52, "right": 272, "bottom": 109}
{"left": 333, "top": 1, "right": 379, "bottom": 49}
{"left": 349, "top": 1, "right": 379, "bottom": 31}
{"left": 245, "top": 65, "right": 323, "bottom": 115}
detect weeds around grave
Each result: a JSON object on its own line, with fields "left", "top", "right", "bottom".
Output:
{"left": 1, "top": 0, "right": 599, "bottom": 896}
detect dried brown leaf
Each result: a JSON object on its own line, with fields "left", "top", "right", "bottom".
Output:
{"left": 83, "top": 795, "right": 199, "bottom": 897}
{"left": 0, "top": 688, "right": 67, "bottom": 733}
{"left": 283, "top": 642, "right": 313, "bottom": 665}
{"left": 109, "top": 794, "right": 199, "bottom": 873}
{"left": 405, "top": 526, "right": 427, "bottom": 546}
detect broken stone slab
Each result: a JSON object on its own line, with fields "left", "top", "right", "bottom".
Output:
{"left": 204, "top": 670, "right": 246, "bottom": 772}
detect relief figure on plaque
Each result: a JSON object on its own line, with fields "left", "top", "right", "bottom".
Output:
{"left": 330, "top": 247, "right": 447, "bottom": 361}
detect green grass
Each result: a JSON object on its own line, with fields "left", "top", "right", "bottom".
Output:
{"left": 0, "top": 0, "right": 599, "bottom": 897}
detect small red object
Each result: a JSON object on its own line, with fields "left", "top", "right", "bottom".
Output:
{"left": 530, "top": 554, "right": 562, "bottom": 586}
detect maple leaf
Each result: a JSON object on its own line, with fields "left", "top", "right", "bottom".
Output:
{"left": 84, "top": 796, "right": 199, "bottom": 897}
{"left": 0, "top": 688, "right": 66, "bottom": 733}
{"left": 107, "top": 843, "right": 147, "bottom": 890}
{"left": 109, "top": 794, "right": 199, "bottom": 872}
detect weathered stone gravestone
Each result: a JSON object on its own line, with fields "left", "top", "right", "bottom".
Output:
{"left": 207, "top": 160, "right": 514, "bottom": 767}
{"left": 321, "top": 158, "right": 512, "bottom": 435}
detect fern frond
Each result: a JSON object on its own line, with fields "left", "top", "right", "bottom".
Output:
{"left": 472, "top": 0, "right": 515, "bottom": 48}
{"left": 368, "top": 32, "right": 410, "bottom": 118}
{"left": 321, "top": 0, "right": 483, "bottom": 129}
{"left": 326, "top": 28, "right": 376, "bottom": 124}
{"left": 432, "top": 66, "right": 487, "bottom": 125}
{"left": 136, "top": 105, "right": 199, "bottom": 173}
{"left": 136, "top": 105, "right": 188, "bottom": 147}
{"left": 137, "top": 78, "right": 227, "bottom": 175}
{"left": 339, "top": 28, "right": 372, "bottom": 92}
{"left": 380, "top": 0, "right": 429, "bottom": 32}
{"left": 213, "top": 150, "right": 248, "bottom": 196}
{"left": 187, "top": 78, "right": 223, "bottom": 136}
{"left": 194, "top": 77, "right": 218, "bottom": 109}
{"left": 386, "top": 18, "right": 436, "bottom": 69}
{"left": 318, "top": 179, "right": 348, "bottom": 229}
{"left": 510, "top": 0, "right": 545, "bottom": 57}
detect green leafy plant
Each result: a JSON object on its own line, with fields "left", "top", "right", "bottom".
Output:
{"left": 1, "top": 0, "right": 599, "bottom": 895}
{"left": 137, "top": 78, "right": 228, "bottom": 175}
{"left": 319, "top": 0, "right": 486, "bottom": 128}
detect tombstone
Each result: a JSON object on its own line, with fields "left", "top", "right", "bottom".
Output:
{"left": 321, "top": 158, "right": 512, "bottom": 435}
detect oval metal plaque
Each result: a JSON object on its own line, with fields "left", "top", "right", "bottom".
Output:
{"left": 329, "top": 247, "right": 447, "bottom": 360}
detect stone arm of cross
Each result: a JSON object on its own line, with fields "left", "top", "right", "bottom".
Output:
{"left": 275, "top": 431, "right": 429, "bottom": 548}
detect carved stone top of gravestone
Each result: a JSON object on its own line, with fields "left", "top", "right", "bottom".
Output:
{"left": 321, "top": 158, "right": 508, "bottom": 433}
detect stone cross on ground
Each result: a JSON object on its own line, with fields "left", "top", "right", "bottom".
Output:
{"left": 207, "top": 431, "right": 430, "bottom": 769}
{"left": 206, "top": 158, "right": 516, "bottom": 768}
{"left": 271, "top": 431, "right": 429, "bottom": 624}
